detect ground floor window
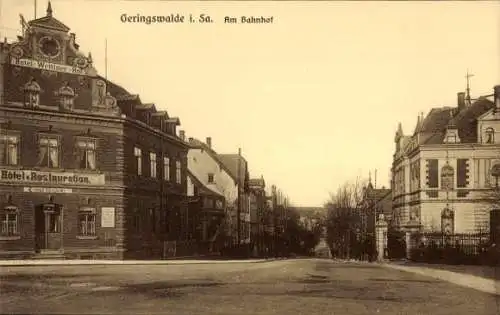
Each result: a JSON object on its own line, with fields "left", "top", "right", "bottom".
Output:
{"left": 78, "top": 208, "right": 96, "bottom": 236}
{"left": 1, "top": 206, "right": 19, "bottom": 236}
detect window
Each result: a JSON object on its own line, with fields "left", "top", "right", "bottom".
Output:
{"left": 208, "top": 173, "right": 214, "bottom": 183}
{"left": 446, "top": 135, "right": 456, "bottom": 143}
{"left": 150, "top": 152, "right": 157, "bottom": 178}
{"left": 23, "top": 78, "right": 41, "bottom": 108}
{"left": 1, "top": 206, "right": 19, "bottom": 236}
{"left": 175, "top": 160, "right": 182, "bottom": 184}
{"left": 0, "top": 133, "right": 19, "bottom": 166}
{"left": 163, "top": 156, "right": 170, "bottom": 181}
{"left": 441, "top": 207, "right": 454, "bottom": 234}
{"left": 457, "top": 159, "right": 469, "bottom": 188}
{"left": 78, "top": 208, "right": 96, "bottom": 236}
{"left": 204, "top": 197, "right": 214, "bottom": 208}
{"left": 485, "top": 128, "right": 495, "bottom": 144}
{"left": 426, "top": 159, "right": 439, "bottom": 188}
{"left": 76, "top": 138, "right": 96, "bottom": 170}
{"left": 134, "top": 147, "right": 142, "bottom": 175}
{"left": 37, "top": 135, "right": 60, "bottom": 168}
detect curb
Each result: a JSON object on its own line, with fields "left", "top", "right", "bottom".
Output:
{"left": 0, "top": 258, "right": 280, "bottom": 267}
{"left": 381, "top": 263, "right": 500, "bottom": 296}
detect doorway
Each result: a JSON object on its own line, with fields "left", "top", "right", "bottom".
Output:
{"left": 35, "top": 203, "right": 63, "bottom": 252}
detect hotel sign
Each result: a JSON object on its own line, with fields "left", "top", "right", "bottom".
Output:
{"left": 24, "top": 187, "right": 73, "bottom": 193}
{"left": 1, "top": 169, "right": 105, "bottom": 186}
{"left": 10, "top": 57, "right": 90, "bottom": 76}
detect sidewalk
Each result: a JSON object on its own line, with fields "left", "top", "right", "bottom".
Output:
{"left": 382, "top": 261, "right": 500, "bottom": 296}
{"left": 0, "top": 258, "right": 278, "bottom": 267}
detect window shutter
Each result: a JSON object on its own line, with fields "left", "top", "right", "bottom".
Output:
{"left": 457, "top": 159, "right": 469, "bottom": 188}
{"left": 426, "top": 159, "right": 439, "bottom": 188}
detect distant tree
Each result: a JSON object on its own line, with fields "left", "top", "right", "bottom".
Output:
{"left": 325, "top": 177, "right": 367, "bottom": 260}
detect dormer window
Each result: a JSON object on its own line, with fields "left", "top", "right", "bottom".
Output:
{"left": 444, "top": 129, "right": 460, "bottom": 144}
{"left": 485, "top": 128, "right": 495, "bottom": 144}
{"left": 208, "top": 173, "right": 214, "bottom": 183}
{"left": 23, "top": 78, "right": 41, "bottom": 108}
{"left": 446, "top": 135, "right": 456, "bottom": 143}
{"left": 57, "top": 82, "right": 76, "bottom": 111}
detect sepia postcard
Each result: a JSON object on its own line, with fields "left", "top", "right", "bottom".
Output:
{"left": 0, "top": 0, "right": 499, "bottom": 314}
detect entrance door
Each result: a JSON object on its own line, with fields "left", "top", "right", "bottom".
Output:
{"left": 35, "top": 204, "right": 62, "bottom": 252}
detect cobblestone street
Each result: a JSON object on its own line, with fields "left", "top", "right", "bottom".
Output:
{"left": 1, "top": 259, "right": 498, "bottom": 315}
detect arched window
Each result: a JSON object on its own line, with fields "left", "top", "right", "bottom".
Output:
{"left": 485, "top": 128, "right": 495, "bottom": 144}
{"left": 441, "top": 206, "right": 454, "bottom": 234}
{"left": 440, "top": 164, "right": 455, "bottom": 191}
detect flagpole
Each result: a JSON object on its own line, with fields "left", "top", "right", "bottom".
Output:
{"left": 34, "top": 0, "right": 37, "bottom": 19}
{"left": 105, "top": 38, "right": 108, "bottom": 80}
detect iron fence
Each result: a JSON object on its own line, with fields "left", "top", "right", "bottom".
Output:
{"left": 409, "top": 232, "right": 497, "bottom": 265}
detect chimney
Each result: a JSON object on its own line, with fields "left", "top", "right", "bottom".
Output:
{"left": 179, "top": 130, "right": 185, "bottom": 141}
{"left": 457, "top": 92, "right": 466, "bottom": 110}
{"left": 494, "top": 85, "right": 500, "bottom": 111}
{"left": 206, "top": 137, "right": 212, "bottom": 148}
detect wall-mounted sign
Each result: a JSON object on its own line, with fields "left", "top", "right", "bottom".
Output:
{"left": 1, "top": 169, "right": 105, "bottom": 185}
{"left": 101, "top": 207, "right": 115, "bottom": 228}
{"left": 11, "top": 57, "right": 90, "bottom": 76}
{"left": 23, "top": 187, "right": 72, "bottom": 193}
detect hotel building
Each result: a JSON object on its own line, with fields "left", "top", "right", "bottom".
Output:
{"left": 0, "top": 4, "right": 189, "bottom": 259}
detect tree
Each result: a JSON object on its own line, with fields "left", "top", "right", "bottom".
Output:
{"left": 325, "top": 177, "right": 368, "bottom": 260}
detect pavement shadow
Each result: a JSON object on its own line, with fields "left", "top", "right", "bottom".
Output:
{"left": 100, "top": 280, "right": 225, "bottom": 299}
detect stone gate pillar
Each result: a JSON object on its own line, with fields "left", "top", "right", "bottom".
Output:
{"left": 404, "top": 219, "right": 422, "bottom": 260}
{"left": 375, "top": 214, "right": 388, "bottom": 262}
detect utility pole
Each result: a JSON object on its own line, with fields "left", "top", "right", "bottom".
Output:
{"left": 236, "top": 148, "right": 241, "bottom": 247}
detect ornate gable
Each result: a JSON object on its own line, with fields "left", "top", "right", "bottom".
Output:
{"left": 28, "top": 2, "right": 69, "bottom": 32}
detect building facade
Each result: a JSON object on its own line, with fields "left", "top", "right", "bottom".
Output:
{"left": 186, "top": 137, "right": 237, "bottom": 246}
{"left": 186, "top": 169, "right": 225, "bottom": 254}
{"left": 218, "top": 152, "right": 251, "bottom": 245}
{"left": 391, "top": 86, "right": 500, "bottom": 233}
{"left": 0, "top": 5, "right": 189, "bottom": 259}
{"left": 249, "top": 177, "right": 267, "bottom": 255}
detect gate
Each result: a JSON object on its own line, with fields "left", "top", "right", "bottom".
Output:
{"left": 490, "top": 209, "right": 500, "bottom": 244}
{"left": 387, "top": 228, "right": 406, "bottom": 259}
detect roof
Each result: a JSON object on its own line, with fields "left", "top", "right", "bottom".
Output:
{"left": 419, "top": 98, "right": 495, "bottom": 145}
{"left": 188, "top": 138, "right": 238, "bottom": 183}
{"left": 152, "top": 111, "right": 169, "bottom": 118}
{"left": 27, "top": 2, "right": 70, "bottom": 32}
{"left": 187, "top": 170, "right": 223, "bottom": 197}
{"left": 136, "top": 103, "right": 156, "bottom": 111}
{"left": 249, "top": 178, "right": 265, "bottom": 188}
{"left": 99, "top": 76, "right": 141, "bottom": 103}
{"left": 218, "top": 154, "right": 249, "bottom": 188}
{"left": 365, "top": 186, "right": 391, "bottom": 202}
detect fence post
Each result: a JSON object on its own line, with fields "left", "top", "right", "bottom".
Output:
{"left": 404, "top": 219, "right": 422, "bottom": 260}
{"left": 375, "top": 214, "right": 388, "bottom": 261}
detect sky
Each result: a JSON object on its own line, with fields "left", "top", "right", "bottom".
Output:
{"left": 1, "top": 0, "right": 499, "bottom": 207}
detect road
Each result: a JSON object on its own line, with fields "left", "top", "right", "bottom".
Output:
{"left": 1, "top": 259, "right": 498, "bottom": 315}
